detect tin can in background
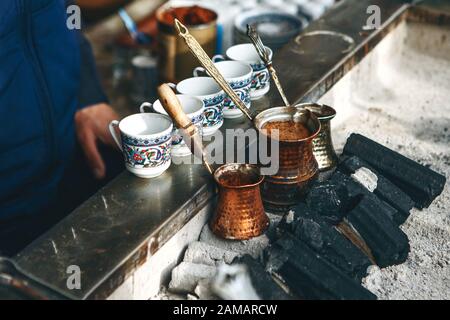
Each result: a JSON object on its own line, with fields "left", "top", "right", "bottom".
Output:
{"left": 156, "top": 4, "right": 218, "bottom": 83}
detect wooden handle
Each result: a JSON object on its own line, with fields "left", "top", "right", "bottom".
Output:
{"left": 157, "top": 84, "right": 191, "bottom": 130}
{"left": 157, "top": 84, "right": 214, "bottom": 175}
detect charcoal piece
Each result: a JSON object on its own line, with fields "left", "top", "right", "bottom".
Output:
{"left": 291, "top": 202, "right": 316, "bottom": 218}
{"left": 339, "top": 155, "right": 414, "bottom": 224}
{"left": 336, "top": 220, "right": 376, "bottom": 265}
{"left": 235, "top": 255, "right": 293, "bottom": 300}
{"left": 343, "top": 133, "right": 446, "bottom": 208}
{"left": 305, "top": 180, "right": 349, "bottom": 224}
{"left": 268, "top": 234, "right": 377, "bottom": 300}
{"left": 277, "top": 207, "right": 372, "bottom": 281}
{"left": 276, "top": 202, "right": 317, "bottom": 237}
{"left": 346, "top": 195, "right": 410, "bottom": 268}
{"left": 292, "top": 216, "right": 372, "bottom": 281}
{"left": 330, "top": 171, "right": 405, "bottom": 225}
{"left": 295, "top": 218, "right": 324, "bottom": 250}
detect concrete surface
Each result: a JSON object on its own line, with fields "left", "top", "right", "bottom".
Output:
{"left": 198, "top": 224, "right": 270, "bottom": 259}
{"left": 168, "top": 262, "right": 217, "bottom": 293}
{"left": 183, "top": 242, "right": 240, "bottom": 266}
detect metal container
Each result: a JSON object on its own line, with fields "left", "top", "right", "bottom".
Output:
{"left": 157, "top": 84, "right": 267, "bottom": 240}
{"left": 303, "top": 103, "right": 338, "bottom": 172}
{"left": 254, "top": 106, "right": 321, "bottom": 207}
{"left": 156, "top": 4, "right": 217, "bottom": 83}
{"left": 210, "top": 164, "right": 269, "bottom": 240}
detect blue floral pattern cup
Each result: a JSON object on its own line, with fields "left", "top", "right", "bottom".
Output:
{"left": 109, "top": 113, "right": 173, "bottom": 178}
{"left": 140, "top": 95, "right": 204, "bottom": 157}
{"left": 213, "top": 44, "right": 273, "bottom": 100}
{"left": 193, "top": 60, "right": 253, "bottom": 119}
{"left": 169, "top": 78, "right": 226, "bottom": 136}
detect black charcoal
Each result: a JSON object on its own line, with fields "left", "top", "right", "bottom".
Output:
{"left": 292, "top": 216, "right": 372, "bottom": 281}
{"left": 268, "top": 234, "right": 377, "bottom": 300}
{"left": 330, "top": 171, "right": 405, "bottom": 225}
{"left": 346, "top": 195, "right": 410, "bottom": 267}
{"left": 277, "top": 208, "right": 372, "bottom": 281}
{"left": 343, "top": 133, "right": 446, "bottom": 208}
{"left": 275, "top": 203, "right": 313, "bottom": 238}
{"left": 305, "top": 180, "right": 349, "bottom": 224}
{"left": 276, "top": 202, "right": 315, "bottom": 234}
{"left": 235, "top": 255, "right": 293, "bottom": 300}
{"left": 339, "top": 155, "right": 414, "bottom": 224}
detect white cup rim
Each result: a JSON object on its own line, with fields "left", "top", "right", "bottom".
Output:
{"left": 226, "top": 43, "right": 273, "bottom": 64}
{"left": 119, "top": 113, "right": 173, "bottom": 139}
{"left": 213, "top": 61, "right": 253, "bottom": 81}
{"left": 152, "top": 94, "right": 204, "bottom": 117}
{"left": 176, "top": 77, "right": 224, "bottom": 98}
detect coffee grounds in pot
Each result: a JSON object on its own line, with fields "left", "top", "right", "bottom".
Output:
{"left": 263, "top": 120, "right": 311, "bottom": 141}
{"left": 160, "top": 6, "right": 216, "bottom": 26}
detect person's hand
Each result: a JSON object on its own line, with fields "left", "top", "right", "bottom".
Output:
{"left": 75, "top": 103, "right": 119, "bottom": 179}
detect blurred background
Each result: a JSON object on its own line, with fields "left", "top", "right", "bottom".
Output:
{"left": 78, "top": 0, "right": 338, "bottom": 115}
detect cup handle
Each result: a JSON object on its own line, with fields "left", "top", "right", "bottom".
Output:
{"left": 212, "top": 54, "right": 225, "bottom": 63}
{"left": 109, "top": 120, "right": 122, "bottom": 151}
{"left": 193, "top": 67, "right": 206, "bottom": 77}
{"left": 139, "top": 102, "right": 153, "bottom": 113}
{"left": 168, "top": 82, "right": 177, "bottom": 90}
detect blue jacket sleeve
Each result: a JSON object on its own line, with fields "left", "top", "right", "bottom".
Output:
{"left": 77, "top": 31, "right": 109, "bottom": 108}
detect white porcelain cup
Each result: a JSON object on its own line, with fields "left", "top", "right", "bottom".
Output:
{"left": 140, "top": 95, "right": 204, "bottom": 158}
{"left": 193, "top": 60, "right": 252, "bottom": 119}
{"left": 109, "top": 113, "right": 173, "bottom": 178}
{"left": 169, "top": 78, "right": 226, "bottom": 136}
{"left": 213, "top": 43, "right": 273, "bottom": 100}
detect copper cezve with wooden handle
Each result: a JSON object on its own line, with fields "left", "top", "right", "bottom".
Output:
{"left": 172, "top": 20, "right": 323, "bottom": 208}
{"left": 157, "top": 84, "right": 269, "bottom": 240}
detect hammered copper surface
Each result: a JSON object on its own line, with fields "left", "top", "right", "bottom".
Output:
{"left": 303, "top": 103, "right": 338, "bottom": 172}
{"left": 255, "top": 107, "right": 321, "bottom": 207}
{"left": 210, "top": 164, "right": 269, "bottom": 240}
{"left": 261, "top": 171, "right": 319, "bottom": 208}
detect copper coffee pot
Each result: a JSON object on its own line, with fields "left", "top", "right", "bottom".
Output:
{"left": 157, "top": 84, "right": 269, "bottom": 240}
{"left": 172, "top": 20, "right": 322, "bottom": 209}
{"left": 254, "top": 106, "right": 321, "bottom": 207}
{"left": 211, "top": 163, "right": 268, "bottom": 240}
{"left": 302, "top": 103, "right": 338, "bottom": 172}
